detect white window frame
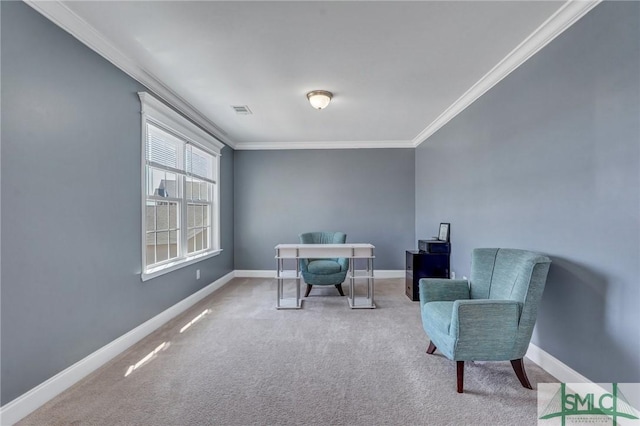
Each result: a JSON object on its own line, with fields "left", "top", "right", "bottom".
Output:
{"left": 139, "top": 92, "right": 224, "bottom": 281}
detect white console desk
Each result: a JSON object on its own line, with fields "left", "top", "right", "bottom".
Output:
{"left": 274, "top": 243, "right": 376, "bottom": 310}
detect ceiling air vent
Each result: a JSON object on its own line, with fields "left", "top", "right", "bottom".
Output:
{"left": 231, "top": 105, "right": 252, "bottom": 115}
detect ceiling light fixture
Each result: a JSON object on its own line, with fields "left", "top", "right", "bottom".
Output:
{"left": 306, "top": 90, "right": 333, "bottom": 110}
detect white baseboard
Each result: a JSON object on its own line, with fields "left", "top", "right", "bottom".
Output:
{"left": 0, "top": 271, "right": 234, "bottom": 426}
{"left": 525, "top": 343, "right": 640, "bottom": 412}
{"left": 1, "top": 271, "right": 591, "bottom": 426}
{"left": 374, "top": 270, "right": 405, "bottom": 279}
{"left": 234, "top": 270, "right": 274, "bottom": 278}
{"left": 234, "top": 270, "right": 405, "bottom": 279}
{"left": 526, "top": 342, "right": 591, "bottom": 383}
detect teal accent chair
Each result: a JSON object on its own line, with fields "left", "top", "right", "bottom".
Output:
{"left": 299, "top": 232, "right": 349, "bottom": 297}
{"left": 419, "top": 248, "right": 551, "bottom": 393}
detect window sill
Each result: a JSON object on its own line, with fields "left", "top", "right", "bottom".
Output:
{"left": 141, "top": 249, "right": 223, "bottom": 282}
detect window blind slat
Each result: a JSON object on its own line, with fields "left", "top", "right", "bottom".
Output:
{"left": 147, "top": 161, "right": 185, "bottom": 177}
{"left": 146, "top": 124, "right": 182, "bottom": 169}
{"left": 186, "top": 144, "right": 215, "bottom": 182}
{"left": 186, "top": 173, "right": 216, "bottom": 185}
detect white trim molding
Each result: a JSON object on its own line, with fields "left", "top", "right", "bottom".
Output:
{"left": 23, "top": 1, "right": 235, "bottom": 150}
{"left": 25, "top": 0, "right": 600, "bottom": 152}
{"left": 526, "top": 342, "right": 591, "bottom": 384}
{"left": 0, "top": 272, "right": 234, "bottom": 426}
{"left": 234, "top": 270, "right": 405, "bottom": 279}
{"left": 141, "top": 250, "right": 223, "bottom": 282}
{"left": 139, "top": 92, "right": 225, "bottom": 155}
{"left": 0, "top": 272, "right": 598, "bottom": 425}
{"left": 234, "top": 140, "right": 415, "bottom": 151}
{"left": 234, "top": 270, "right": 275, "bottom": 278}
{"left": 524, "top": 344, "right": 631, "bottom": 412}
{"left": 412, "top": 0, "right": 601, "bottom": 147}
{"left": 373, "top": 270, "right": 405, "bottom": 279}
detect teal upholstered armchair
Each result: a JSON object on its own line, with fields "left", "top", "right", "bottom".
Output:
{"left": 299, "top": 232, "right": 349, "bottom": 297}
{"left": 420, "top": 248, "right": 551, "bottom": 393}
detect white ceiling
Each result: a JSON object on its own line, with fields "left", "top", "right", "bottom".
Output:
{"left": 30, "top": 1, "right": 600, "bottom": 150}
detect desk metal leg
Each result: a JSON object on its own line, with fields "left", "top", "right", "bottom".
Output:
{"left": 347, "top": 257, "right": 376, "bottom": 309}
{"left": 296, "top": 258, "right": 300, "bottom": 303}
{"left": 276, "top": 257, "right": 303, "bottom": 310}
{"left": 366, "top": 258, "right": 371, "bottom": 300}
{"left": 348, "top": 254, "right": 355, "bottom": 307}
{"left": 276, "top": 257, "right": 282, "bottom": 309}
{"left": 369, "top": 257, "right": 375, "bottom": 307}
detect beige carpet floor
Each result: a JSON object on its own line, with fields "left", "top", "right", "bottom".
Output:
{"left": 18, "top": 278, "right": 558, "bottom": 425}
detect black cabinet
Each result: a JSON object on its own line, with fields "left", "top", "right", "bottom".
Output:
{"left": 406, "top": 250, "right": 450, "bottom": 301}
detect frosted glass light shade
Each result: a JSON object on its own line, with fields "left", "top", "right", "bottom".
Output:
{"left": 306, "top": 90, "right": 332, "bottom": 110}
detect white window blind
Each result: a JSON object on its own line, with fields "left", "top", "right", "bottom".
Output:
{"left": 147, "top": 125, "right": 181, "bottom": 168}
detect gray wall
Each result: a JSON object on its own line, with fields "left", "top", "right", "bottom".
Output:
{"left": 0, "top": 1, "right": 234, "bottom": 405}
{"left": 3, "top": 0, "right": 637, "bottom": 410}
{"left": 415, "top": 2, "right": 639, "bottom": 382}
{"left": 234, "top": 149, "right": 415, "bottom": 270}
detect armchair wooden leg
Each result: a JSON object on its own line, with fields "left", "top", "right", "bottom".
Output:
{"left": 457, "top": 361, "right": 464, "bottom": 393}
{"left": 335, "top": 283, "right": 345, "bottom": 296}
{"left": 304, "top": 284, "right": 312, "bottom": 298}
{"left": 426, "top": 341, "right": 437, "bottom": 354}
{"left": 511, "top": 359, "right": 533, "bottom": 389}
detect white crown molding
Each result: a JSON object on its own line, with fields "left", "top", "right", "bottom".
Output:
{"left": 234, "top": 140, "right": 415, "bottom": 151}
{"left": 25, "top": 0, "right": 600, "bottom": 152}
{"left": 412, "top": 0, "right": 602, "bottom": 148}
{"left": 0, "top": 271, "right": 235, "bottom": 426}
{"left": 24, "top": 0, "right": 236, "bottom": 150}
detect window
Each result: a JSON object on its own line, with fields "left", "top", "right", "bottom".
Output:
{"left": 139, "top": 92, "right": 224, "bottom": 281}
